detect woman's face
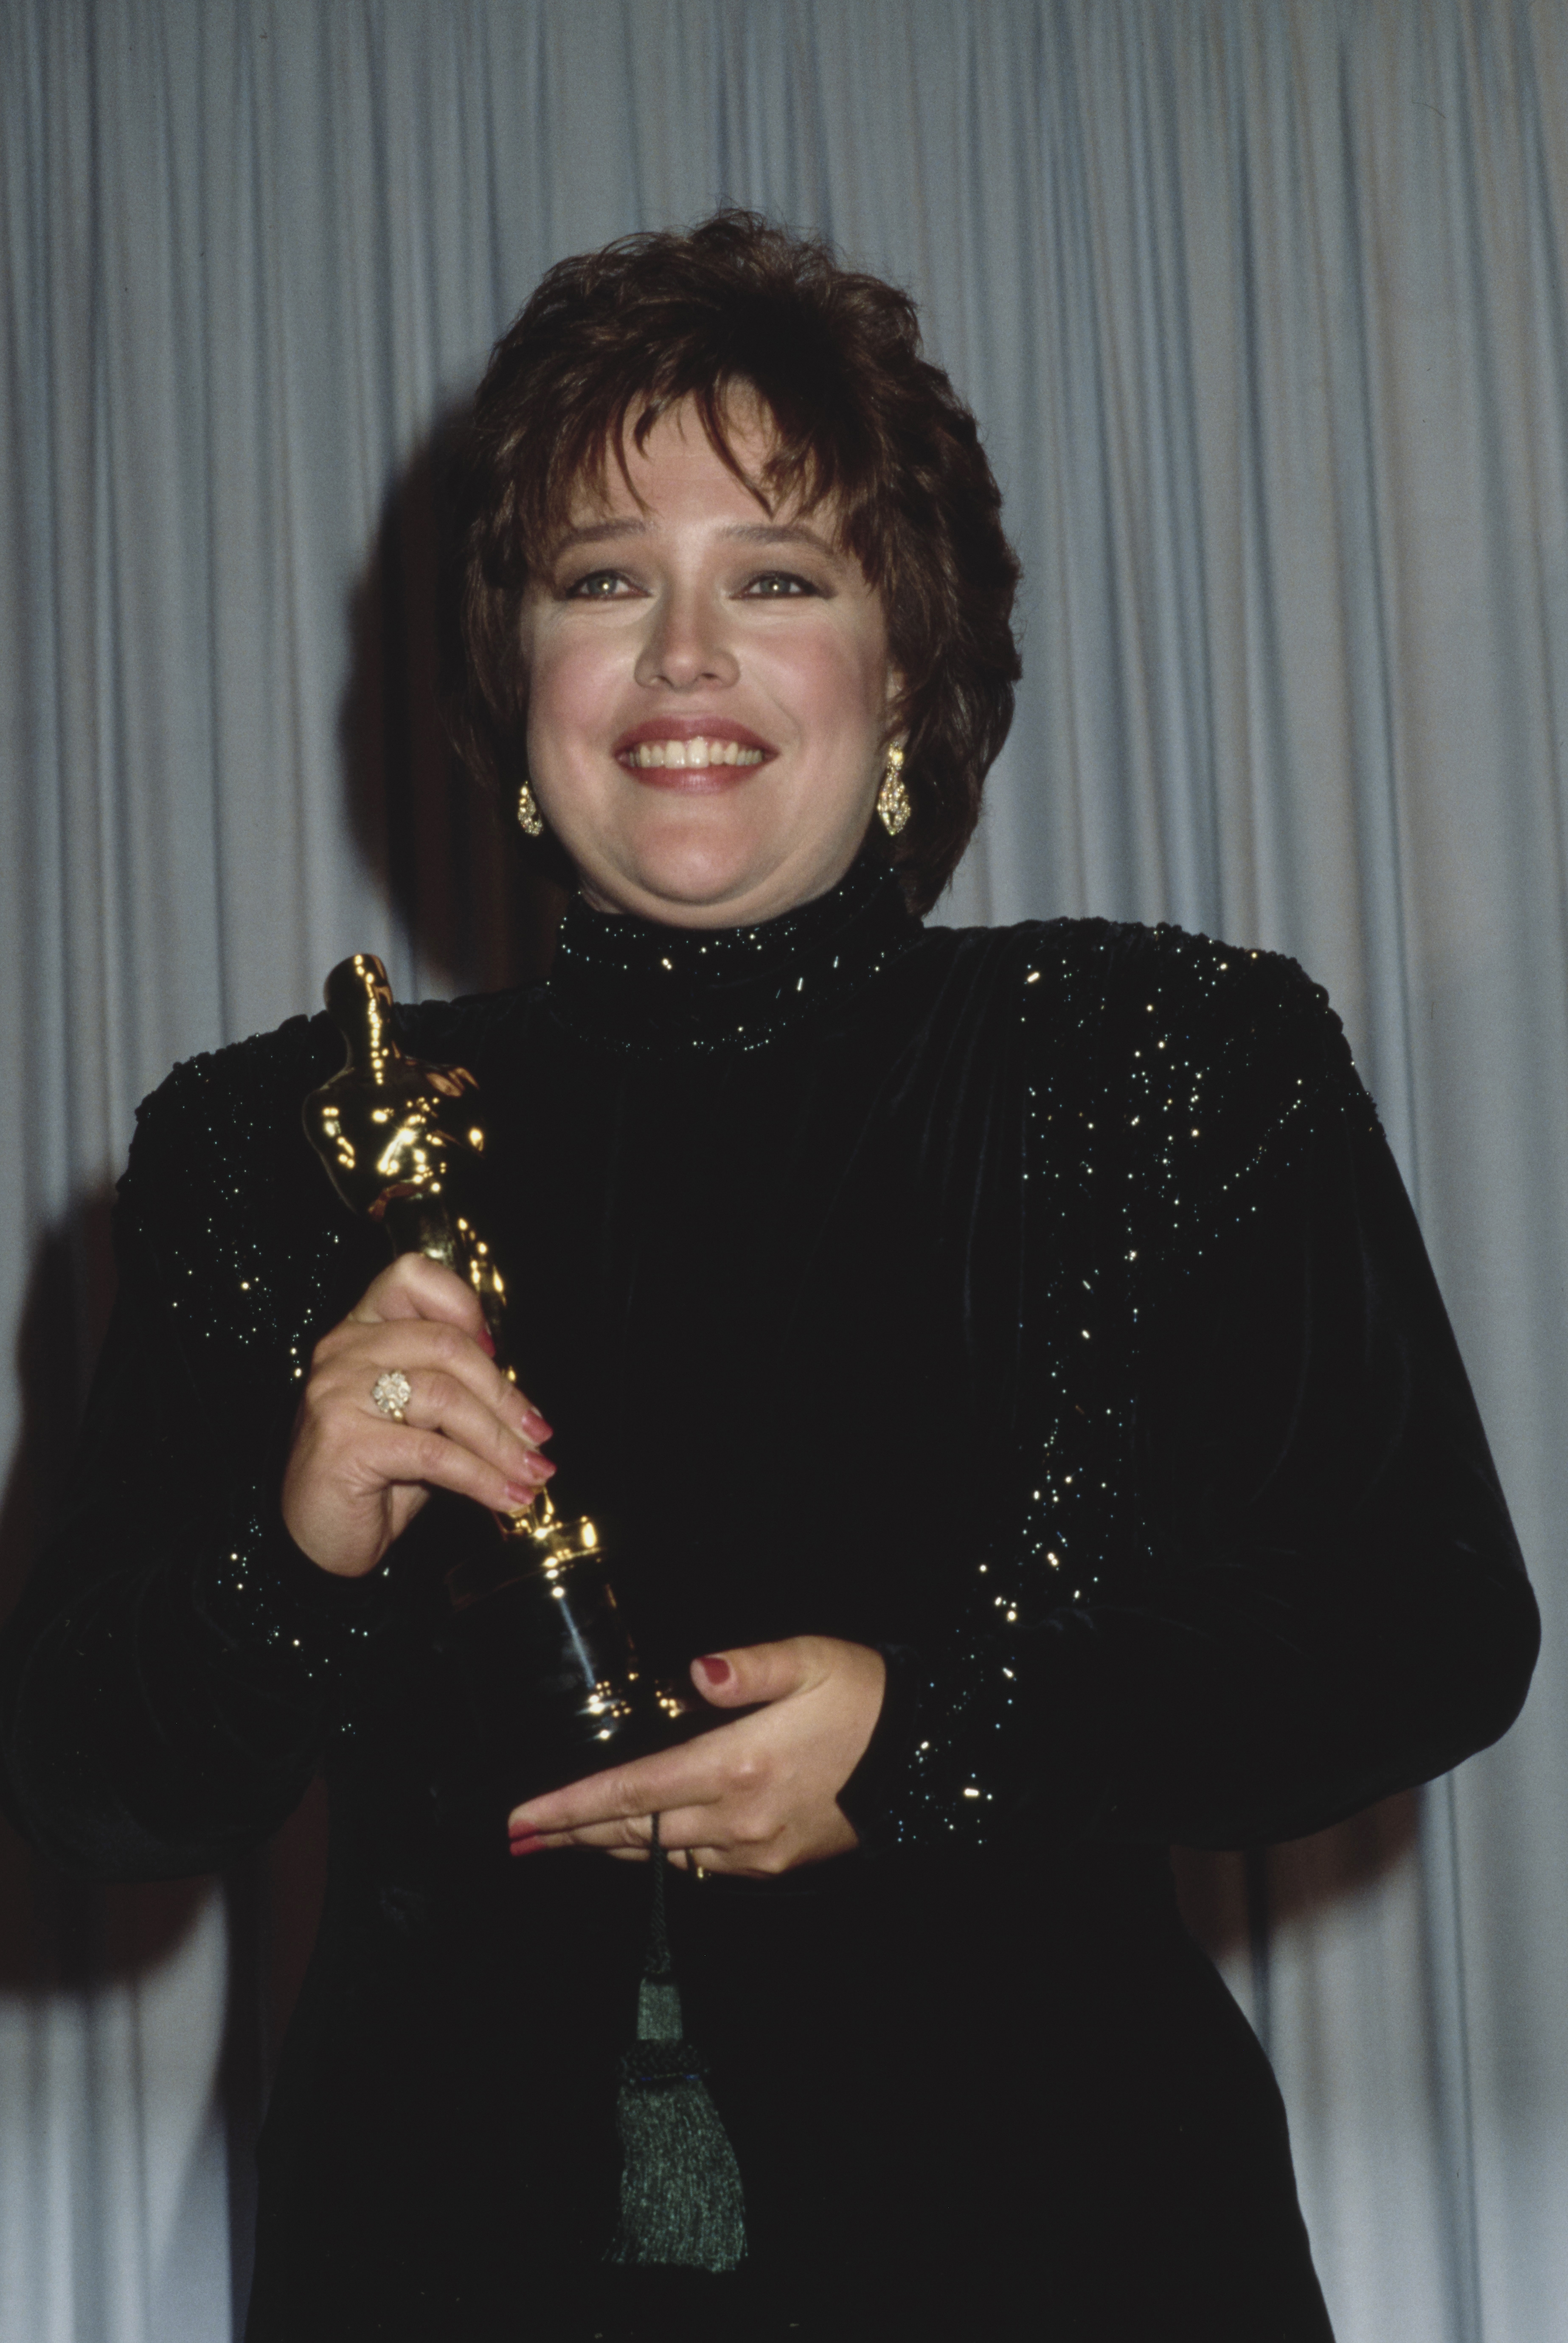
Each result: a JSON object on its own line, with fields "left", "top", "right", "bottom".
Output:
{"left": 519, "top": 401, "right": 899, "bottom": 927}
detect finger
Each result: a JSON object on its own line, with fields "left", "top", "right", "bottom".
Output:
{"left": 689, "top": 1637, "right": 815, "bottom": 1709}
{"left": 513, "top": 1818, "right": 731, "bottom": 1867}
{"left": 321, "top": 1314, "right": 552, "bottom": 1442}
{"left": 669, "top": 1847, "right": 724, "bottom": 1875}
{"left": 380, "top": 1367, "right": 555, "bottom": 1495}
{"left": 600, "top": 1836, "right": 776, "bottom": 1881}
{"left": 340, "top": 1258, "right": 551, "bottom": 1426}
{"left": 349, "top": 1251, "right": 494, "bottom": 1339}
{"left": 506, "top": 1739, "right": 735, "bottom": 1840}
{"left": 600, "top": 1848, "right": 755, "bottom": 1877}
{"left": 296, "top": 1364, "right": 553, "bottom": 1514}
{"left": 513, "top": 1815, "right": 656, "bottom": 1854}
{"left": 353, "top": 1417, "right": 552, "bottom": 1517}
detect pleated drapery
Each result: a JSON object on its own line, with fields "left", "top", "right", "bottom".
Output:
{"left": 2, "top": 4, "right": 1566, "bottom": 2336}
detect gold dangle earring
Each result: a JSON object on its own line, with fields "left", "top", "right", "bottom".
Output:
{"left": 516, "top": 781, "right": 544, "bottom": 839}
{"left": 877, "top": 744, "right": 911, "bottom": 837}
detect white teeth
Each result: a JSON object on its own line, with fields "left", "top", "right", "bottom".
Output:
{"left": 629, "top": 739, "right": 764, "bottom": 769}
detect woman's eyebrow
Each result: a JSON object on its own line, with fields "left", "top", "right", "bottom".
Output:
{"left": 551, "top": 519, "right": 648, "bottom": 555}
{"left": 549, "top": 517, "right": 845, "bottom": 565}
{"left": 719, "top": 522, "right": 842, "bottom": 560}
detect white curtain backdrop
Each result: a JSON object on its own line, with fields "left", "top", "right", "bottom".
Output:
{"left": 3, "top": 2, "right": 1565, "bottom": 2335}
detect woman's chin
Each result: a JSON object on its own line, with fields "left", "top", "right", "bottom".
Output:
{"left": 590, "top": 832, "right": 812, "bottom": 925}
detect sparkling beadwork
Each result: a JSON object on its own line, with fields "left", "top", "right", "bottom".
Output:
{"left": 886, "top": 916, "right": 1372, "bottom": 1847}
{"left": 124, "top": 1010, "right": 374, "bottom": 1700}
{"left": 544, "top": 852, "right": 918, "bottom": 1059}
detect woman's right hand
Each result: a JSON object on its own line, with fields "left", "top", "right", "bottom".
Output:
{"left": 280, "top": 1254, "right": 555, "bottom": 1579}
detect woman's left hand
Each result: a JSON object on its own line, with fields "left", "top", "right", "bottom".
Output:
{"left": 506, "top": 1637, "right": 887, "bottom": 1878}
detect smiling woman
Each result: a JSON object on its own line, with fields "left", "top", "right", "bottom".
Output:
{"left": 0, "top": 212, "right": 1537, "bottom": 2343}
{"left": 450, "top": 211, "right": 1022, "bottom": 920}
{"left": 517, "top": 405, "right": 901, "bottom": 925}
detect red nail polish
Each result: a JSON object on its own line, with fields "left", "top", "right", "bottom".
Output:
{"left": 478, "top": 1328, "right": 496, "bottom": 1357}
{"left": 509, "top": 1837, "right": 548, "bottom": 1857}
{"left": 694, "top": 1655, "right": 733, "bottom": 1687}
{"left": 504, "top": 1483, "right": 539, "bottom": 1506}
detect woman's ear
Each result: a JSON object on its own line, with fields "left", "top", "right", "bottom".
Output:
{"left": 880, "top": 665, "right": 908, "bottom": 759}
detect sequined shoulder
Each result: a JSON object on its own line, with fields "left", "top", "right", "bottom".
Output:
{"left": 119, "top": 1012, "right": 354, "bottom": 1404}
{"left": 121, "top": 994, "right": 537, "bottom": 1397}
{"left": 124, "top": 1010, "right": 344, "bottom": 1220}
{"left": 1117, "top": 923, "right": 1370, "bottom": 1256}
{"left": 123, "top": 989, "right": 533, "bottom": 1207}
{"left": 1004, "top": 915, "right": 1373, "bottom": 1267}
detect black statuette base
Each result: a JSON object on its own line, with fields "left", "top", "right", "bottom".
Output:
{"left": 444, "top": 1547, "right": 708, "bottom": 1805}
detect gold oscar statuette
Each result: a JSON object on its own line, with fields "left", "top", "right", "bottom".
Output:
{"left": 303, "top": 952, "right": 689, "bottom": 1798}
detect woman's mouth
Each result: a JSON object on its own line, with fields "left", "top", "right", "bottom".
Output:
{"left": 613, "top": 724, "right": 775, "bottom": 789}
{"left": 623, "top": 735, "right": 766, "bottom": 771}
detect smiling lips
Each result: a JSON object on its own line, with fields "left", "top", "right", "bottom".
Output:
{"left": 614, "top": 724, "right": 774, "bottom": 787}
{"left": 624, "top": 736, "right": 766, "bottom": 770}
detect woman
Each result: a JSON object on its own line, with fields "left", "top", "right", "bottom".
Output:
{"left": 0, "top": 213, "right": 1540, "bottom": 2341}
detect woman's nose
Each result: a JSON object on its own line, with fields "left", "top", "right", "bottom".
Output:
{"left": 633, "top": 587, "right": 739, "bottom": 690}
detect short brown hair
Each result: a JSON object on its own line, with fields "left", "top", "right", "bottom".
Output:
{"left": 448, "top": 210, "right": 1021, "bottom": 915}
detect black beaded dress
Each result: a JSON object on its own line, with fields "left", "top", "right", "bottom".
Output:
{"left": 0, "top": 856, "right": 1539, "bottom": 2342}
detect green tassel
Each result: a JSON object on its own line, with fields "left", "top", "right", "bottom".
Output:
{"left": 604, "top": 1818, "right": 747, "bottom": 2272}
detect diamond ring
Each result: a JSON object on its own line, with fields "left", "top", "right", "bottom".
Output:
{"left": 370, "top": 1370, "right": 412, "bottom": 1422}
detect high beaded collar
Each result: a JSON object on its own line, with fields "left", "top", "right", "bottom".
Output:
{"left": 543, "top": 852, "right": 921, "bottom": 1058}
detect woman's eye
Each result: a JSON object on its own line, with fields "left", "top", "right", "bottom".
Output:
{"left": 741, "top": 571, "right": 818, "bottom": 599}
{"left": 563, "top": 570, "right": 631, "bottom": 599}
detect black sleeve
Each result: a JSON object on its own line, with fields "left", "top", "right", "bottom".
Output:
{"left": 0, "top": 1015, "right": 401, "bottom": 1884}
{"left": 1105, "top": 1100, "right": 1534, "bottom": 1846}
{"left": 0, "top": 1201, "right": 390, "bottom": 1882}
{"left": 840, "top": 962, "right": 1539, "bottom": 1855}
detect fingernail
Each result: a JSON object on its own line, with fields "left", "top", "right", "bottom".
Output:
{"left": 504, "top": 1483, "right": 539, "bottom": 1506}
{"left": 524, "top": 1416, "right": 553, "bottom": 1442}
{"left": 506, "top": 1453, "right": 554, "bottom": 1490}
{"left": 478, "top": 1328, "right": 496, "bottom": 1357}
{"left": 509, "top": 1837, "right": 549, "bottom": 1857}
{"left": 694, "top": 1655, "right": 733, "bottom": 1687}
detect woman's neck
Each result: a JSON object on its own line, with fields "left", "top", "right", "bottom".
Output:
{"left": 542, "top": 851, "right": 920, "bottom": 1059}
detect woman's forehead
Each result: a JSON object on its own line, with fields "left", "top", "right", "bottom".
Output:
{"left": 556, "top": 391, "right": 847, "bottom": 534}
